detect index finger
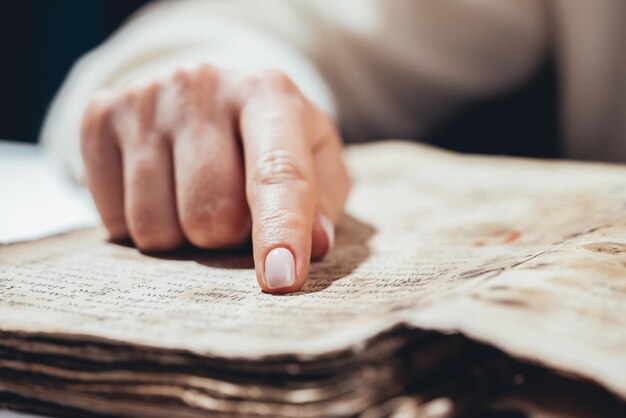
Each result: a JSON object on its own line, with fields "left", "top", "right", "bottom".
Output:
{"left": 239, "top": 71, "right": 316, "bottom": 293}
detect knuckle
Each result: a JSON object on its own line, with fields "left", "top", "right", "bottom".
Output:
{"left": 84, "top": 90, "right": 114, "bottom": 117}
{"left": 110, "top": 104, "right": 161, "bottom": 149}
{"left": 124, "top": 77, "right": 160, "bottom": 99}
{"left": 248, "top": 69, "right": 302, "bottom": 99}
{"left": 251, "top": 148, "right": 310, "bottom": 187}
{"left": 257, "top": 207, "right": 309, "bottom": 235}
{"left": 184, "top": 61, "right": 216, "bottom": 74}
{"left": 172, "top": 62, "right": 219, "bottom": 86}
{"left": 181, "top": 198, "right": 250, "bottom": 248}
{"left": 260, "top": 69, "right": 296, "bottom": 92}
{"left": 111, "top": 79, "right": 161, "bottom": 129}
{"left": 82, "top": 92, "right": 113, "bottom": 133}
{"left": 194, "top": 62, "right": 219, "bottom": 79}
{"left": 120, "top": 86, "right": 158, "bottom": 114}
{"left": 130, "top": 217, "right": 182, "bottom": 252}
{"left": 109, "top": 83, "right": 160, "bottom": 129}
{"left": 172, "top": 66, "right": 191, "bottom": 83}
{"left": 163, "top": 63, "right": 220, "bottom": 124}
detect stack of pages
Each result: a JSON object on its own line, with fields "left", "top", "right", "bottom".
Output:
{"left": 1, "top": 142, "right": 626, "bottom": 417}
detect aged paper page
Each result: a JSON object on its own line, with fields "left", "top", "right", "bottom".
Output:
{"left": 1, "top": 141, "right": 626, "bottom": 397}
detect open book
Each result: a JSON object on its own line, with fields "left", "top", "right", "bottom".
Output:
{"left": 1, "top": 141, "right": 626, "bottom": 417}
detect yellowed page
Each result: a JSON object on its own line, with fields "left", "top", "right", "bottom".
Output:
{"left": 1, "top": 141, "right": 625, "bottom": 398}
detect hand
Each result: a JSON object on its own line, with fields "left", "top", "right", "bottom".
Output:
{"left": 81, "top": 63, "right": 350, "bottom": 293}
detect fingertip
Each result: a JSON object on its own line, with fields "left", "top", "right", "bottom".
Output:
{"left": 104, "top": 223, "right": 129, "bottom": 243}
{"left": 258, "top": 246, "right": 309, "bottom": 294}
{"left": 265, "top": 247, "right": 295, "bottom": 289}
{"left": 311, "top": 212, "right": 334, "bottom": 261}
{"left": 310, "top": 224, "right": 328, "bottom": 261}
{"left": 318, "top": 212, "right": 335, "bottom": 251}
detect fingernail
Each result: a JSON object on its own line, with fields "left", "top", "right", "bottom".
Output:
{"left": 264, "top": 247, "right": 296, "bottom": 289}
{"left": 318, "top": 213, "right": 335, "bottom": 251}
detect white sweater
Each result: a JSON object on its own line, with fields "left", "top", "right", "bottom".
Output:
{"left": 40, "top": 0, "right": 626, "bottom": 179}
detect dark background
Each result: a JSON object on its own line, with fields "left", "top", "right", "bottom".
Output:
{"left": 0, "top": 0, "right": 149, "bottom": 144}
{"left": 0, "top": 0, "right": 560, "bottom": 158}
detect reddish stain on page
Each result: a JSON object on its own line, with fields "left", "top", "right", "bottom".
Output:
{"left": 500, "top": 230, "right": 521, "bottom": 244}
{"left": 473, "top": 229, "right": 522, "bottom": 247}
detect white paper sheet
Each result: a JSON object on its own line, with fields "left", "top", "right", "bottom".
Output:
{"left": 0, "top": 141, "right": 98, "bottom": 244}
